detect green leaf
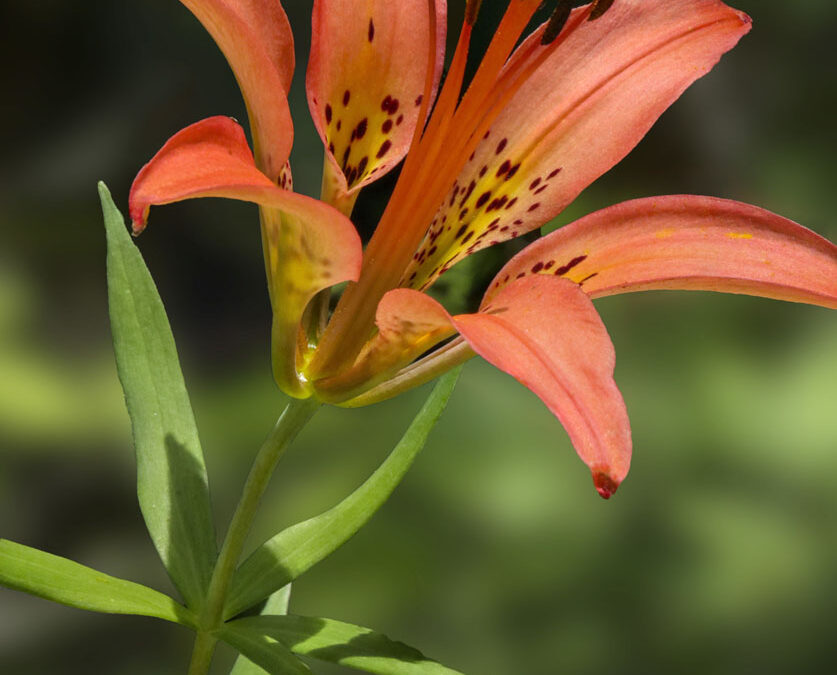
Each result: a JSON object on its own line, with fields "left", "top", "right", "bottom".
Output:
{"left": 100, "top": 182, "right": 216, "bottom": 609}
{"left": 0, "top": 539, "right": 194, "bottom": 625}
{"left": 219, "top": 622, "right": 312, "bottom": 675}
{"left": 229, "top": 586, "right": 294, "bottom": 675}
{"left": 225, "top": 368, "right": 461, "bottom": 619}
{"left": 227, "top": 615, "right": 465, "bottom": 675}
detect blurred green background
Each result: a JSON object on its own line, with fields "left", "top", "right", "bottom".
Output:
{"left": 1, "top": 1, "right": 835, "bottom": 673}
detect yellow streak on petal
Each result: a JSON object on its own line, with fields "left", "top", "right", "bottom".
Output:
{"left": 726, "top": 232, "right": 754, "bottom": 239}
{"left": 655, "top": 228, "right": 675, "bottom": 239}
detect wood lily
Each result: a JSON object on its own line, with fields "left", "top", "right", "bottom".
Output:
{"left": 129, "top": 0, "right": 837, "bottom": 498}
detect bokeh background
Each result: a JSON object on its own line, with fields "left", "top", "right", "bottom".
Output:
{"left": 1, "top": 1, "right": 836, "bottom": 673}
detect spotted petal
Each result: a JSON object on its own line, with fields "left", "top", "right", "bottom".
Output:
{"left": 307, "top": 0, "right": 446, "bottom": 195}
{"left": 404, "top": 0, "right": 752, "bottom": 290}
{"left": 179, "top": 0, "right": 295, "bottom": 180}
{"left": 485, "top": 195, "right": 837, "bottom": 309}
{"left": 129, "top": 116, "right": 363, "bottom": 396}
{"left": 321, "top": 277, "right": 631, "bottom": 496}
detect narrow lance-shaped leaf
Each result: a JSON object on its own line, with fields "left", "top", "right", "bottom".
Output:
{"left": 101, "top": 182, "right": 217, "bottom": 609}
{"left": 0, "top": 539, "right": 194, "bottom": 626}
{"left": 226, "top": 615, "right": 465, "bottom": 675}
{"left": 225, "top": 368, "right": 461, "bottom": 619}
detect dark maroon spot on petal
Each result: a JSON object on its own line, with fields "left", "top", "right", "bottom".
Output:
{"left": 376, "top": 139, "right": 392, "bottom": 158}
{"left": 516, "top": 272, "right": 526, "bottom": 279}
{"left": 496, "top": 160, "right": 511, "bottom": 177}
{"left": 505, "top": 163, "right": 521, "bottom": 180}
{"left": 343, "top": 90, "right": 351, "bottom": 106}
{"left": 462, "top": 231, "right": 475, "bottom": 244}
{"left": 357, "top": 156, "right": 368, "bottom": 176}
{"left": 475, "top": 191, "right": 491, "bottom": 208}
{"left": 381, "top": 95, "right": 392, "bottom": 112}
{"left": 495, "top": 138, "right": 508, "bottom": 155}
{"left": 355, "top": 118, "right": 368, "bottom": 139}
{"left": 544, "top": 260, "right": 555, "bottom": 270}
{"left": 500, "top": 225, "right": 509, "bottom": 232}
{"left": 483, "top": 130, "right": 491, "bottom": 140}
{"left": 396, "top": 114, "right": 404, "bottom": 125}
{"left": 336, "top": 119, "right": 342, "bottom": 131}
{"left": 513, "top": 219, "right": 523, "bottom": 225}
{"left": 325, "top": 104, "right": 333, "bottom": 123}
{"left": 554, "top": 255, "right": 588, "bottom": 276}
{"left": 368, "top": 18, "right": 375, "bottom": 42}
{"left": 415, "top": 94, "right": 423, "bottom": 106}
{"left": 479, "top": 165, "right": 488, "bottom": 177}
{"left": 487, "top": 218, "right": 500, "bottom": 230}
{"left": 328, "top": 142, "right": 336, "bottom": 155}
{"left": 505, "top": 197, "right": 518, "bottom": 210}
{"left": 428, "top": 245, "right": 437, "bottom": 256}
{"left": 342, "top": 147, "right": 351, "bottom": 169}
{"left": 531, "top": 262, "right": 544, "bottom": 273}
{"left": 455, "top": 225, "right": 468, "bottom": 239}
{"left": 529, "top": 177, "right": 541, "bottom": 190}
{"left": 534, "top": 185, "right": 548, "bottom": 195}
{"left": 527, "top": 202, "right": 541, "bottom": 212}
{"left": 548, "top": 167, "right": 563, "bottom": 179}
{"left": 382, "top": 119, "right": 393, "bottom": 133}
{"left": 579, "top": 272, "right": 598, "bottom": 285}
{"left": 459, "top": 208, "right": 469, "bottom": 220}
{"left": 409, "top": 271, "right": 417, "bottom": 281}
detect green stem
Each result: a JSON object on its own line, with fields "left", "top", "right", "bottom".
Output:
{"left": 187, "top": 397, "right": 321, "bottom": 674}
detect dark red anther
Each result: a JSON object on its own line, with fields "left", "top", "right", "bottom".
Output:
{"left": 542, "top": 1, "right": 573, "bottom": 45}
{"left": 589, "top": 0, "right": 616, "bottom": 21}
{"left": 465, "top": 0, "right": 483, "bottom": 26}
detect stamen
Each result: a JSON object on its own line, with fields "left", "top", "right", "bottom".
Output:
{"left": 542, "top": 1, "right": 573, "bottom": 45}
{"left": 465, "top": 0, "right": 484, "bottom": 26}
{"left": 589, "top": 0, "right": 616, "bottom": 21}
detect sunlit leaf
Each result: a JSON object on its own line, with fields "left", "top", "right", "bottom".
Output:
{"left": 225, "top": 368, "right": 461, "bottom": 618}
{"left": 0, "top": 539, "right": 194, "bottom": 625}
{"left": 219, "top": 622, "right": 312, "bottom": 675}
{"left": 227, "top": 615, "right": 464, "bottom": 675}
{"left": 100, "top": 182, "right": 217, "bottom": 609}
{"left": 229, "top": 585, "right": 293, "bottom": 675}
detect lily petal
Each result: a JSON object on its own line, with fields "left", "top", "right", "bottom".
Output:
{"left": 179, "top": 0, "right": 295, "bottom": 179}
{"left": 307, "top": 0, "right": 446, "bottom": 194}
{"left": 313, "top": 289, "right": 455, "bottom": 402}
{"left": 325, "top": 276, "right": 631, "bottom": 496}
{"left": 129, "top": 116, "right": 363, "bottom": 395}
{"left": 455, "top": 276, "right": 631, "bottom": 497}
{"left": 485, "top": 195, "right": 837, "bottom": 309}
{"left": 404, "top": 0, "right": 751, "bottom": 289}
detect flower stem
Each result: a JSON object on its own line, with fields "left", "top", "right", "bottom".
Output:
{"left": 186, "top": 396, "right": 321, "bottom": 674}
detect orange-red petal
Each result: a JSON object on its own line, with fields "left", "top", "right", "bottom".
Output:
{"left": 326, "top": 274, "right": 632, "bottom": 495}
{"left": 129, "top": 116, "right": 363, "bottom": 396}
{"left": 485, "top": 195, "right": 837, "bottom": 309}
{"left": 454, "top": 276, "right": 632, "bottom": 497}
{"left": 307, "top": 0, "right": 446, "bottom": 194}
{"left": 403, "top": 0, "right": 751, "bottom": 290}
{"left": 312, "top": 289, "right": 455, "bottom": 402}
{"left": 179, "top": 0, "right": 295, "bottom": 179}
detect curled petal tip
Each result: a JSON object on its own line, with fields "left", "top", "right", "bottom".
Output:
{"left": 592, "top": 468, "right": 620, "bottom": 500}
{"left": 129, "top": 207, "right": 149, "bottom": 236}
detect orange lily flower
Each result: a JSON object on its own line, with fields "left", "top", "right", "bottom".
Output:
{"left": 129, "top": 0, "right": 837, "bottom": 498}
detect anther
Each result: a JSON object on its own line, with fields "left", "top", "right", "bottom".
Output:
{"left": 589, "top": 0, "right": 616, "bottom": 21}
{"left": 465, "top": 0, "right": 483, "bottom": 26}
{"left": 541, "top": 1, "right": 573, "bottom": 45}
